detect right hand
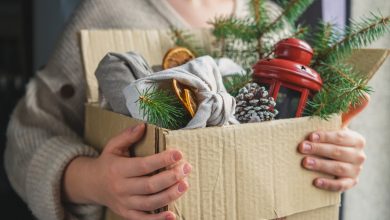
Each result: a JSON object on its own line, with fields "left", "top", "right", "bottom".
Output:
{"left": 92, "top": 124, "right": 192, "bottom": 220}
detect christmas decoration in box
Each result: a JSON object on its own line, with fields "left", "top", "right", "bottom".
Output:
{"left": 80, "top": 29, "right": 388, "bottom": 220}
{"left": 170, "top": 0, "right": 389, "bottom": 124}
{"left": 92, "top": 0, "right": 389, "bottom": 130}
{"left": 79, "top": 1, "right": 390, "bottom": 219}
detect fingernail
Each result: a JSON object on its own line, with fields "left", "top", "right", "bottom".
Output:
{"left": 312, "top": 133, "right": 320, "bottom": 142}
{"left": 183, "top": 163, "right": 192, "bottom": 175}
{"left": 316, "top": 179, "right": 324, "bottom": 187}
{"left": 166, "top": 213, "right": 175, "bottom": 220}
{"left": 172, "top": 151, "right": 182, "bottom": 162}
{"left": 132, "top": 124, "right": 143, "bottom": 132}
{"left": 306, "top": 158, "right": 315, "bottom": 167}
{"left": 302, "top": 142, "right": 312, "bottom": 152}
{"left": 178, "top": 182, "right": 187, "bottom": 193}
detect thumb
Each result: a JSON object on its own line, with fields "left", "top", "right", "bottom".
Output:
{"left": 342, "top": 94, "right": 370, "bottom": 128}
{"left": 105, "top": 123, "right": 146, "bottom": 156}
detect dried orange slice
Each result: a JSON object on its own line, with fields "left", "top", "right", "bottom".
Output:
{"left": 162, "top": 47, "right": 197, "bottom": 117}
{"left": 172, "top": 80, "right": 197, "bottom": 117}
{"left": 162, "top": 47, "right": 196, "bottom": 70}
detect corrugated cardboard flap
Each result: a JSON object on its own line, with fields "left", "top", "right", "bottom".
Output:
{"left": 84, "top": 103, "right": 159, "bottom": 157}
{"left": 164, "top": 115, "right": 341, "bottom": 219}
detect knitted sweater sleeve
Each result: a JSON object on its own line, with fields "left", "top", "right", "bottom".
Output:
{"left": 4, "top": 76, "right": 103, "bottom": 220}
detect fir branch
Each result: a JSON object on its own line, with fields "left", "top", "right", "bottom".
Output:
{"left": 256, "top": 0, "right": 313, "bottom": 57}
{"left": 223, "top": 69, "right": 253, "bottom": 96}
{"left": 210, "top": 16, "right": 258, "bottom": 43}
{"left": 252, "top": 0, "right": 261, "bottom": 23}
{"left": 136, "top": 86, "right": 190, "bottom": 129}
{"left": 290, "top": 25, "right": 309, "bottom": 39}
{"left": 248, "top": 0, "right": 269, "bottom": 29}
{"left": 313, "top": 14, "right": 390, "bottom": 67}
{"left": 170, "top": 27, "right": 206, "bottom": 57}
{"left": 320, "top": 63, "right": 356, "bottom": 85}
{"left": 305, "top": 63, "right": 373, "bottom": 118}
{"left": 311, "top": 22, "right": 341, "bottom": 61}
{"left": 264, "top": 0, "right": 314, "bottom": 32}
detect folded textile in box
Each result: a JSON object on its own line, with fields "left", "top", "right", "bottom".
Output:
{"left": 96, "top": 52, "right": 239, "bottom": 129}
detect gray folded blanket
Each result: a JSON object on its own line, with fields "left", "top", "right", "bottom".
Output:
{"left": 95, "top": 51, "right": 239, "bottom": 129}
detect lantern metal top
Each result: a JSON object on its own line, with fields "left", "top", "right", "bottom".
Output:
{"left": 274, "top": 38, "right": 314, "bottom": 66}
{"left": 253, "top": 58, "right": 322, "bottom": 92}
{"left": 253, "top": 38, "right": 322, "bottom": 92}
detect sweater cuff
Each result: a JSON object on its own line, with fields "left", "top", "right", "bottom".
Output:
{"left": 25, "top": 136, "right": 103, "bottom": 220}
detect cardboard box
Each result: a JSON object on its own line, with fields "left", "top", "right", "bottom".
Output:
{"left": 80, "top": 29, "right": 389, "bottom": 220}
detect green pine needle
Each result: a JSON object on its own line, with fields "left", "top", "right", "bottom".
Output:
{"left": 265, "top": 0, "right": 314, "bottom": 32}
{"left": 248, "top": 0, "right": 269, "bottom": 29}
{"left": 311, "top": 22, "right": 341, "bottom": 60}
{"left": 305, "top": 62, "right": 373, "bottom": 118}
{"left": 170, "top": 27, "right": 207, "bottom": 57}
{"left": 169, "top": 4, "right": 388, "bottom": 120}
{"left": 136, "top": 86, "right": 191, "bottom": 129}
{"left": 313, "top": 14, "right": 390, "bottom": 67}
{"left": 223, "top": 69, "right": 253, "bottom": 97}
{"left": 210, "top": 16, "right": 258, "bottom": 43}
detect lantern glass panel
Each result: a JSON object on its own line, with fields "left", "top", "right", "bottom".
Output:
{"left": 275, "top": 86, "right": 301, "bottom": 119}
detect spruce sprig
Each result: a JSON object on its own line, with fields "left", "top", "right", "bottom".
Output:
{"left": 249, "top": 0, "right": 269, "bottom": 29}
{"left": 170, "top": 2, "right": 388, "bottom": 120}
{"left": 313, "top": 14, "right": 390, "bottom": 66}
{"left": 223, "top": 69, "right": 254, "bottom": 96}
{"left": 311, "top": 22, "right": 341, "bottom": 59}
{"left": 170, "top": 27, "right": 206, "bottom": 57}
{"left": 305, "top": 62, "right": 373, "bottom": 118}
{"left": 136, "top": 86, "right": 190, "bottom": 129}
{"left": 211, "top": 17, "right": 258, "bottom": 43}
{"left": 264, "top": 0, "right": 314, "bottom": 32}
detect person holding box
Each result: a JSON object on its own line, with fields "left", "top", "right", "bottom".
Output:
{"left": 4, "top": 1, "right": 366, "bottom": 220}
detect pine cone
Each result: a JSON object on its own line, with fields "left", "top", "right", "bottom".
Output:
{"left": 234, "top": 83, "right": 278, "bottom": 123}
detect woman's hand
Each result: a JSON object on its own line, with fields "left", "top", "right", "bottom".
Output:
{"left": 63, "top": 124, "right": 191, "bottom": 220}
{"left": 298, "top": 128, "right": 366, "bottom": 192}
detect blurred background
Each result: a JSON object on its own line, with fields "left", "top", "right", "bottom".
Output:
{"left": 0, "top": 0, "right": 388, "bottom": 219}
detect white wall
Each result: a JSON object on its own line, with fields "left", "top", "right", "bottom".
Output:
{"left": 344, "top": 1, "right": 390, "bottom": 219}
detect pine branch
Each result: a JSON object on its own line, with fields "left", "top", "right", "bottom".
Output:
{"left": 290, "top": 25, "right": 309, "bottom": 39}
{"left": 313, "top": 14, "right": 390, "bottom": 67}
{"left": 223, "top": 69, "right": 253, "bottom": 96}
{"left": 210, "top": 16, "right": 258, "bottom": 43}
{"left": 248, "top": 0, "right": 269, "bottom": 29}
{"left": 320, "top": 63, "right": 356, "bottom": 85}
{"left": 311, "top": 22, "right": 341, "bottom": 61}
{"left": 251, "top": 0, "right": 261, "bottom": 23}
{"left": 264, "top": 0, "right": 314, "bottom": 32}
{"left": 256, "top": 0, "right": 313, "bottom": 57}
{"left": 170, "top": 27, "right": 206, "bottom": 57}
{"left": 305, "top": 63, "right": 373, "bottom": 118}
{"left": 136, "top": 86, "right": 190, "bottom": 129}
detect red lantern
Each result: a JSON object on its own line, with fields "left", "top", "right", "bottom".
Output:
{"left": 253, "top": 38, "right": 322, "bottom": 119}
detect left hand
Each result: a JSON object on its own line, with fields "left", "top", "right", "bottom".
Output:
{"left": 298, "top": 128, "right": 366, "bottom": 192}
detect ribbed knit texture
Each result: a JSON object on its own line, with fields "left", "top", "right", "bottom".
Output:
{"left": 5, "top": 1, "right": 187, "bottom": 219}
{"left": 4, "top": 0, "right": 286, "bottom": 219}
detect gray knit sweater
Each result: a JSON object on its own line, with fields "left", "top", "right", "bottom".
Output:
{"left": 4, "top": 1, "right": 285, "bottom": 220}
